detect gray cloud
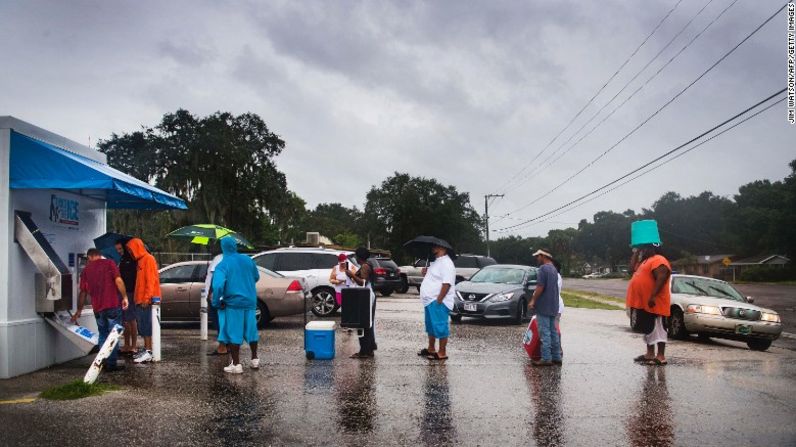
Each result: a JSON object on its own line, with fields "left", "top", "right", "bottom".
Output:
{"left": 0, "top": 0, "right": 791, "bottom": 240}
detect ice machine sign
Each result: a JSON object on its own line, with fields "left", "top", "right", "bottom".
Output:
{"left": 49, "top": 194, "right": 79, "bottom": 227}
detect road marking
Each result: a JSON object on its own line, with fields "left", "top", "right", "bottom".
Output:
{"left": 0, "top": 397, "right": 37, "bottom": 405}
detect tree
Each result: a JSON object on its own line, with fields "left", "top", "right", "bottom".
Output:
{"left": 363, "top": 173, "right": 484, "bottom": 261}
{"left": 99, "top": 109, "right": 299, "bottom": 246}
{"left": 303, "top": 203, "right": 364, "bottom": 244}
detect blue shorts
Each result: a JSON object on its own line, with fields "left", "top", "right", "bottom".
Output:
{"left": 217, "top": 308, "right": 259, "bottom": 345}
{"left": 136, "top": 304, "right": 152, "bottom": 337}
{"left": 424, "top": 301, "right": 450, "bottom": 339}
{"left": 122, "top": 298, "right": 137, "bottom": 322}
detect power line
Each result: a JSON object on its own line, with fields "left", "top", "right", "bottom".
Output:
{"left": 493, "top": 88, "right": 786, "bottom": 233}
{"left": 529, "top": 96, "right": 783, "bottom": 232}
{"left": 493, "top": 0, "right": 685, "bottom": 195}
{"left": 493, "top": 2, "right": 784, "bottom": 222}
{"left": 504, "top": 0, "right": 731, "bottom": 195}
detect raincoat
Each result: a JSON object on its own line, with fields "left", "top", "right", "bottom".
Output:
{"left": 126, "top": 238, "right": 161, "bottom": 306}
{"left": 211, "top": 237, "right": 260, "bottom": 310}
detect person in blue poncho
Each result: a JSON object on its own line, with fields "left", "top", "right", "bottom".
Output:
{"left": 212, "top": 236, "right": 261, "bottom": 374}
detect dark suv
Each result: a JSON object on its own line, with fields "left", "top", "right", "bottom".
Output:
{"left": 368, "top": 257, "right": 403, "bottom": 296}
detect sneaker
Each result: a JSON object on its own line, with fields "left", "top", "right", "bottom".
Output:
{"left": 223, "top": 363, "right": 243, "bottom": 374}
{"left": 531, "top": 359, "right": 553, "bottom": 367}
{"left": 250, "top": 358, "right": 260, "bottom": 369}
{"left": 552, "top": 359, "right": 563, "bottom": 365}
{"left": 133, "top": 350, "right": 153, "bottom": 363}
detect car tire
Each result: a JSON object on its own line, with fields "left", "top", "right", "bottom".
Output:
{"left": 311, "top": 288, "right": 337, "bottom": 317}
{"left": 381, "top": 289, "right": 393, "bottom": 297}
{"left": 396, "top": 277, "right": 409, "bottom": 294}
{"left": 255, "top": 300, "right": 270, "bottom": 329}
{"left": 450, "top": 314, "right": 462, "bottom": 323}
{"left": 746, "top": 338, "right": 772, "bottom": 351}
{"left": 514, "top": 298, "right": 527, "bottom": 324}
{"left": 668, "top": 308, "right": 688, "bottom": 340}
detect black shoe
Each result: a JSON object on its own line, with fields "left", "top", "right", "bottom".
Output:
{"left": 105, "top": 365, "right": 125, "bottom": 372}
{"left": 552, "top": 360, "right": 563, "bottom": 365}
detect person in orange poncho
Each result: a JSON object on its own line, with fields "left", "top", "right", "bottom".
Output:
{"left": 126, "top": 238, "right": 162, "bottom": 363}
{"left": 626, "top": 244, "right": 671, "bottom": 366}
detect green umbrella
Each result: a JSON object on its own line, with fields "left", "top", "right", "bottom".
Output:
{"left": 166, "top": 224, "right": 254, "bottom": 249}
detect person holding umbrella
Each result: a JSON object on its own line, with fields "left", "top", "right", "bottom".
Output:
{"left": 211, "top": 236, "right": 261, "bottom": 373}
{"left": 411, "top": 238, "right": 457, "bottom": 361}
{"left": 346, "top": 247, "right": 377, "bottom": 359}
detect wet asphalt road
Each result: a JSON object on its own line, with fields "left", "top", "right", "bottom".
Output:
{"left": 1, "top": 294, "right": 795, "bottom": 446}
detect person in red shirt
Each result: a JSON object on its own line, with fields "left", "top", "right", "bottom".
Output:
{"left": 626, "top": 244, "right": 671, "bottom": 365}
{"left": 72, "top": 248, "right": 130, "bottom": 371}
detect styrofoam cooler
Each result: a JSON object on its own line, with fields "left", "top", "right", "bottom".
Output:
{"left": 340, "top": 287, "right": 374, "bottom": 329}
{"left": 305, "top": 321, "right": 336, "bottom": 360}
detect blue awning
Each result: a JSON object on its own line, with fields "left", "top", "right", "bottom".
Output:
{"left": 9, "top": 131, "right": 188, "bottom": 210}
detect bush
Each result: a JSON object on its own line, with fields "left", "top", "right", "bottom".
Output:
{"left": 739, "top": 265, "right": 796, "bottom": 282}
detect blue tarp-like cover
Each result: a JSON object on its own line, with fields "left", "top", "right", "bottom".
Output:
{"left": 9, "top": 131, "right": 188, "bottom": 210}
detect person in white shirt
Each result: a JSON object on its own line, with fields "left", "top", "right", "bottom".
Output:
{"left": 418, "top": 244, "right": 456, "bottom": 360}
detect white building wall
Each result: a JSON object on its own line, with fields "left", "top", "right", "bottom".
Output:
{"left": 0, "top": 120, "right": 108, "bottom": 379}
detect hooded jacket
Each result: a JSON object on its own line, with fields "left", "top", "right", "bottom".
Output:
{"left": 211, "top": 237, "right": 260, "bottom": 310}
{"left": 126, "top": 238, "right": 162, "bottom": 305}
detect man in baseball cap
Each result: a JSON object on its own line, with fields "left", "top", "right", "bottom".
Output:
{"left": 528, "top": 248, "right": 562, "bottom": 366}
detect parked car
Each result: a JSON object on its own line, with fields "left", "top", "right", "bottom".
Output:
{"left": 367, "top": 257, "right": 402, "bottom": 296}
{"left": 159, "top": 261, "right": 310, "bottom": 328}
{"left": 251, "top": 247, "right": 356, "bottom": 317}
{"left": 399, "top": 254, "right": 498, "bottom": 291}
{"left": 398, "top": 258, "right": 428, "bottom": 292}
{"left": 451, "top": 264, "right": 537, "bottom": 324}
{"left": 627, "top": 274, "right": 782, "bottom": 351}
{"left": 582, "top": 272, "right": 606, "bottom": 279}
{"left": 454, "top": 254, "right": 498, "bottom": 283}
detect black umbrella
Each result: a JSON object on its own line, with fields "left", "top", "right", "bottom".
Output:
{"left": 93, "top": 232, "right": 133, "bottom": 263}
{"left": 403, "top": 236, "right": 458, "bottom": 260}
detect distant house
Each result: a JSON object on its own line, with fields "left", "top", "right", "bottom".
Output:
{"left": 672, "top": 254, "right": 734, "bottom": 278}
{"left": 730, "top": 254, "right": 791, "bottom": 274}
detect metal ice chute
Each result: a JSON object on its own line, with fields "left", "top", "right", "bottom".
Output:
{"left": 14, "top": 211, "right": 73, "bottom": 312}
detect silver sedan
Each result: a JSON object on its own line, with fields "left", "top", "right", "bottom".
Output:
{"left": 630, "top": 274, "right": 782, "bottom": 351}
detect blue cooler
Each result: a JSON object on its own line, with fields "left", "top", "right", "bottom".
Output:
{"left": 305, "top": 321, "right": 336, "bottom": 360}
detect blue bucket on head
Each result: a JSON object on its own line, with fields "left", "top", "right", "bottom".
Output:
{"left": 631, "top": 220, "right": 661, "bottom": 247}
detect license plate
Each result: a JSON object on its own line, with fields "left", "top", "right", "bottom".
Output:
{"left": 464, "top": 303, "right": 477, "bottom": 312}
{"left": 735, "top": 324, "right": 752, "bottom": 335}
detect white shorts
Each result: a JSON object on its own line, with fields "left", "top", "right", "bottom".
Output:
{"left": 644, "top": 316, "right": 668, "bottom": 345}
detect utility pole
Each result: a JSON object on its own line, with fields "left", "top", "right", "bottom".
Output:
{"left": 484, "top": 194, "right": 504, "bottom": 257}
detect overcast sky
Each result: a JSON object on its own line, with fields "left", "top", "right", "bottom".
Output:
{"left": 1, "top": 0, "right": 792, "bottom": 238}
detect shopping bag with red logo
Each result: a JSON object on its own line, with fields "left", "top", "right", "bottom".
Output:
{"left": 522, "top": 315, "right": 541, "bottom": 360}
{"left": 522, "top": 315, "right": 563, "bottom": 360}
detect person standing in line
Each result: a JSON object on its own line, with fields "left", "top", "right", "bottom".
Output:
{"left": 528, "top": 249, "right": 562, "bottom": 366}
{"left": 212, "top": 236, "right": 261, "bottom": 374}
{"left": 126, "top": 238, "right": 161, "bottom": 364}
{"left": 330, "top": 253, "right": 354, "bottom": 307}
{"left": 553, "top": 259, "right": 565, "bottom": 359}
{"left": 71, "top": 248, "right": 129, "bottom": 372}
{"left": 115, "top": 240, "right": 138, "bottom": 356}
{"left": 418, "top": 244, "right": 456, "bottom": 361}
{"left": 204, "top": 245, "right": 227, "bottom": 356}
{"left": 627, "top": 244, "right": 671, "bottom": 366}
{"left": 346, "top": 247, "right": 377, "bottom": 358}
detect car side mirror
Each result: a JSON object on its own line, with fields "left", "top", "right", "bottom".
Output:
{"left": 746, "top": 296, "right": 754, "bottom": 304}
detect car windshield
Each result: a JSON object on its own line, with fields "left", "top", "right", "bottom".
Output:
{"left": 672, "top": 277, "right": 746, "bottom": 302}
{"left": 469, "top": 268, "right": 525, "bottom": 284}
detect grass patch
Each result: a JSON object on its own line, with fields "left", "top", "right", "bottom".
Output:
{"left": 561, "top": 291, "right": 624, "bottom": 310}
{"left": 40, "top": 380, "right": 119, "bottom": 401}
{"left": 565, "top": 289, "right": 625, "bottom": 304}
